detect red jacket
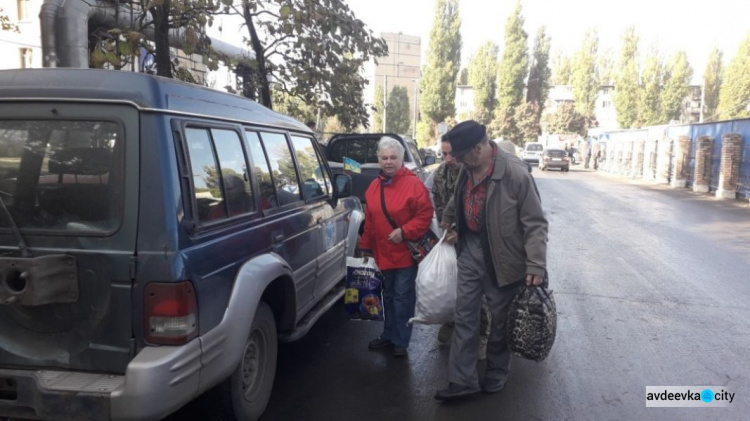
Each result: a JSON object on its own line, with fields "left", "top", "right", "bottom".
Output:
{"left": 359, "top": 166, "right": 434, "bottom": 270}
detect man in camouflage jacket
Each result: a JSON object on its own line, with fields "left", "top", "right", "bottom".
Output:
{"left": 432, "top": 136, "right": 461, "bottom": 222}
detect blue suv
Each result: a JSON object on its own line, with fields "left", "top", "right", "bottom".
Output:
{"left": 0, "top": 69, "right": 362, "bottom": 421}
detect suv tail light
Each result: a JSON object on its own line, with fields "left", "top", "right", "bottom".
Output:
{"left": 144, "top": 281, "right": 198, "bottom": 345}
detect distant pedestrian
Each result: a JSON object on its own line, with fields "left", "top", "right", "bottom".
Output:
{"left": 594, "top": 150, "right": 601, "bottom": 170}
{"left": 585, "top": 148, "right": 592, "bottom": 169}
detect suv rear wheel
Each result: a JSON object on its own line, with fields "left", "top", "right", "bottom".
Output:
{"left": 210, "top": 302, "right": 277, "bottom": 420}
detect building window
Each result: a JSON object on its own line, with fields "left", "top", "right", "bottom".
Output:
{"left": 20, "top": 48, "right": 33, "bottom": 68}
{"left": 602, "top": 101, "right": 611, "bottom": 108}
{"left": 17, "top": 0, "right": 30, "bottom": 21}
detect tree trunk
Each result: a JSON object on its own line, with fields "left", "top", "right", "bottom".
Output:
{"left": 243, "top": 4, "right": 272, "bottom": 108}
{"left": 151, "top": 2, "right": 172, "bottom": 78}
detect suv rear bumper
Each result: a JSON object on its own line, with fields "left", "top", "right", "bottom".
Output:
{"left": 0, "top": 339, "right": 203, "bottom": 421}
{"left": 0, "top": 369, "right": 118, "bottom": 420}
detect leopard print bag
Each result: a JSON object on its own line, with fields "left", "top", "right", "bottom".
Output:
{"left": 507, "top": 285, "right": 557, "bottom": 362}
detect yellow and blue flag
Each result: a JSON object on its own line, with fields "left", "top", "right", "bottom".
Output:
{"left": 343, "top": 156, "right": 362, "bottom": 174}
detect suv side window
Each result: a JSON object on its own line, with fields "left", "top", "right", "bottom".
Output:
{"left": 210, "top": 129, "right": 255, "bottom": 219}
{"left": 184, "top": 127, "right": 254, "bottom": 223}
{"left": 290, "top": 135, "right": 331, "bottom": 200}
{"left": 244, "top": 130, "right": 278, "bottom": 210}
{"left": 184, "top": 128, "right": 223, "bottom": 223}
{"left": 258, "top": 132, "right": 301, "bottom": 206}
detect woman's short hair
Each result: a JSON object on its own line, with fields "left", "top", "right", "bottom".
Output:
{"left": 377, "top": 136, "right": 405, "bottom": 159}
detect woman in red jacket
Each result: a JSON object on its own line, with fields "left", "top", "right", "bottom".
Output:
{"left": 359, "top": 136, "right": 434, "bottom": 357}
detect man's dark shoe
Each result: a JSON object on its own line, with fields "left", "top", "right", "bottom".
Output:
{"left": 368, "top": 337, "right": 393, "bottom": 349}
{"left": 482, "top": 378, "right": 507, "bottom": 394}
{"left": 392, "top": 346, "right": 408, "bottom": 357}
{"left": 434, "top": 383, "right": 481, "bottom": 401}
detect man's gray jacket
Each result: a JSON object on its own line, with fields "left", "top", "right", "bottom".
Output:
{"left": 442, "top": 147, "right": 548, "bottom": 287}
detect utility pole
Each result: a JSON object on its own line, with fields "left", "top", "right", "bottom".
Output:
{"left": 412, "top": 79, "right": 419, "bottom": 139}
{"left": 383, "top": 75, "right": 388, "bottom": 133}
{"left": 699, "top": 77, "right": 706, "bottom": 123}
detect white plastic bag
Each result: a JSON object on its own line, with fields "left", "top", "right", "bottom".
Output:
{"left": 409, "top": 232, "right": 458, "bottom": 325}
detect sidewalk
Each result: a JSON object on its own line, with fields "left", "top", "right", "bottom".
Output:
{"left": 581, "top": 165, "right": 750, "bottom": 209}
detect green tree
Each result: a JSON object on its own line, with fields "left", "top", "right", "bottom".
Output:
{"left": 551, "top": 51, "right": 572, "bottom": 85}
{"left": 88, "top": 1, "right": 220, "bottom": 77}
{"left": 385, "top": 86, "right": 411, "bottom": 134}
{"left": 526, "top": 27, "right": 552, "bottom": 108}
{"left": 273, "top": 89, "right": 317, "bottom": 123}
{"left": 515, "top": 101, "right": 542, "bottom": 144}
{"left": 489, "top": 107, "right": 520, "bottom": 144}
{"left": 469, "top": 41, "right": 499, "bottom": 124}
{"left": 372, "top": 84, "right": 385, "bottom": 132}
{"left": 614, "top": 26, "right": 640, "bottom": 128}
{"left": 718, "top": 34, "right": 750, "bottom": 120}
{"left": 149, "top": 1, "right": 221, "bottom": 79}
{"left": 420, "top": 0, "right": 462, "bottom": 124}
{"left": 571, "top": 29, "right": 599, "bottom": 116}
{"left": 544, "top": 103, "right": 588, "bottom": 137}
{"left": 660, "top": 51, "right": 693, "bottom": 123}
{"left": 1, "top": 7, "right": 19, "bottom": 32}
{"left": 703, "top": 47, "right": 723, "bottom": 120}
{"left": 226, "top": 0, "right": 387, "bottom": 130}
{"left": 598, "top": 49, "right": 616, "bottom": 85}
{"left": 459, "top": 68, "right": 469, "bottom": 85}
{"left": 496, "top": 1, "right": 528, "bottom": 110}
{"left": 639, "top": 47, "right": 664, "bottom": 126}
{"left": 415, "top": 117, "right": 434, "bottom": 148}
{"left": 322, "top": 115, "right": 346, "bottom": 141}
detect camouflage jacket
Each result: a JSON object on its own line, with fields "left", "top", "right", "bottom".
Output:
{"left": 431, "top": 162, "right": 460, "bottom": 222}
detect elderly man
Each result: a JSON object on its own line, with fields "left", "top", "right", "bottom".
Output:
{"left": 432, "top": 135, "right": 491, "bottom": 360}
{"left": 434, "top": 120, "right": 548, "bottom": 401}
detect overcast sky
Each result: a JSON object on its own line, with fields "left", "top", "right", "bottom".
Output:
{"left": 345, "top": 0, "right": 750, "bottom": 84}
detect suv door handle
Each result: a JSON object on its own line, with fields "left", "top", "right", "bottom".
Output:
{"left": 273, "top": 233, "right": 284, "bottom": 243}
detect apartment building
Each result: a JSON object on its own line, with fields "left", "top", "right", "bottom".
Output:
{"left": 0, "top": 0, "right": 43, "bottom": 69}
{"left": 372, "top": 32, "right": 421, "bottom": 126}
{"left": 0, "top": 0, "right": 234, "bottom": 89}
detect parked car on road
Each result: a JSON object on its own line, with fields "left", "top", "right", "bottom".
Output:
{"left": 521, "top": 142, "right": 545, "bottom": 164}
{"left": 325, "top": 133, "right": 436, "bottom": 205}
{"left": 540, "top": 148, "right": 571, "bottom": 171}
{"left": 0, "top": 68, "right": 362, "bottom": 421}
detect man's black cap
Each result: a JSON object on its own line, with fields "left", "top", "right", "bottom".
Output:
{"left": 445, "top": 120, "right": 487, "bottom": 158}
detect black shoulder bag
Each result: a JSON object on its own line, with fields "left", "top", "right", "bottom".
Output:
{"left": 379, "top": 181, "right": 438, "bottom": 264}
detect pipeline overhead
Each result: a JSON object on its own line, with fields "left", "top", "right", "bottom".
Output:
{"left": 40, "top": 0, "right": 254, "bottom": 68}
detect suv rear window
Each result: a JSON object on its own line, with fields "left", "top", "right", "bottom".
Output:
{"left": 327, "top": 136, "right": 411, "bottom": 164}
{"left": 327, "top": 138, "right": 378, "bottom": 164}
{"left": 525, "top": 144, "right": 543, "bottom": 152}
{"left": 0, "top": 120, "right": 123, "bottom": 234}
{"left": 546, "top": 149, "right": 567, "bottom": 158}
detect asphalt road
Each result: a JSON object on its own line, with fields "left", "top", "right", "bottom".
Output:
{"left": 171, "top": 164, "right": 750, "bottom": 421}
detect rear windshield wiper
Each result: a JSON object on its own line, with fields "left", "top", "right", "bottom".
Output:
{"left": 0, "top": 189, "right": 32, "bottom": 258}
